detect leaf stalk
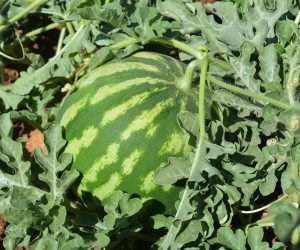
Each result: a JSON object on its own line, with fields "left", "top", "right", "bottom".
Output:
{"left": 0, "top": 0, "right": 49, "bottom": 33}
{"left": 56, "top": 27, "right": 66, "bottom": 55}
{"left": 21, "top": 22, "right": 61, "bottom": 41}
{"left": 199, "top": 56, "right": 209, "bottom": 138}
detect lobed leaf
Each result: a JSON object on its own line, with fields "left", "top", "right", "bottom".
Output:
{"left": 34, "top": 125, "right": 79, "bottom": 202}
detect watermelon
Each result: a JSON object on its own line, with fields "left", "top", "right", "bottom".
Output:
{"left": 56, "top": 52, "right": 197, "bottom": 214}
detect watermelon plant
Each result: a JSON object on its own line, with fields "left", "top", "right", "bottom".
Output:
{"left": 0, "top": 0, "right": 299, "bottom": 249}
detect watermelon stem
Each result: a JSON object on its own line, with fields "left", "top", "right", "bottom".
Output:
{"left": 178, "top": 59, "right": 202, "bottom": 92}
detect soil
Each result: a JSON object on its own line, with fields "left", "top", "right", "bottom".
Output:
{"left": 23, "top": 128, "right": 48, "bottom": 156}
{"left": 0, "top": 214, "right": 5, "bottom": 241}
{"left": 3, "top": 68, "right": 19, "bottom": 85}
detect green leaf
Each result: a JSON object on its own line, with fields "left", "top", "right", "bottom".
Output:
{"left": 229, "top": 43, "right": 260, "bottom": 92}
{"left": 259, "top": 44, "right": 280, "bottom": 83}
{"left": 132, "top": 6, "right": 171, "bottom": 43}
{"left": 95, "top": 213, "right": 115, "bottom": 233}
{"left": 259, "top": 167, "right": 278, "bottom": 196}
{"left": 192, "top": 157, "right": 220, "bottom": 180}
{"left": 0, "top": 113, "right": 12, "bottom": 138}
{"left": 268, "top": 200, "right": 300, "bottom": 243}
{"left": 151, "top": 214, "right": 173, "bottom": 229}
{"left": 278, "top": 109, "right": 300, "bottom": 135}
{"left": 0, "top": 138, "right": 30, "bottom": 188}
{"left": 159, "top": 0, "right": 287, "bottom": 53}
{"left": 276, "top": 20, "right": 296, "bottom": 45}
{"left": 8, "top": 25, "right": 94, "bottom": 100}
{"left": 272, "top": 242, "right": 285, "bottom": 250}
{"left": 94, "top": 232, "right": 110, "bottom": 248}
{"left": 69, "top": 2, "right": 134, "bottom": 37}
{"left": 0, "top": 87, "right": 23, "bottom": 110}
{"left": 154, "top": 157, "right": 191, "bottom": 185}
{"left": 33, "top": 86, "right": 59, "bottom": 128}
{"left": 247, "top": 226, "right": 271, "bottom": 250}
{"left": 222, "top": 162, "right": 259, "bottom": 206}
{"left": 157, "top": 0, "right": 230, "bottom": 53}
{"left": 212, "top": 90, "right": 261, "bottom": 117}
{"left": 206, "top": 141, "right": 236, "bottom": 159}
{"left": 250, "top": 0, "right": 288, "bottom": 38}
{"left": 34, "top": 125, "right": 79, "bottom": 202}
{"left": 89, "top": 47, "right": 114, "bottom": 70}
{"left": 9, "top": 186, "right": 43, "bottom": 210}
{"left": 294, "top": 141, "right": 300, "bottom": 163}
{"left": 177, "top": 111, "right": 199, "bottom": 139}
{"left": 104, "top": 190, "right": 143, "bottom": 218}
{"left": 10, "top": 110, "right": 40, "bottom": 128}
{"left": 175, "top": 219, "right": 203, "bottom": 245}
{"left": 157, "top": 0, "right": 203, "bottom": 34}
{"left": 49, "top": 206, "right": 67, "bottom": 232}
{"left": 31, "top": 227, "right": 86, "bottom": 250}
{"left": 216, "top": 227, "right": 246, "bottom": 250}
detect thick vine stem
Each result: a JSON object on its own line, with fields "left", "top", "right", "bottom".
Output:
{"left": 207, "top": 75, "right": 299, "bottom": 111}
{"left": 110, "top": 37, "right": 139, "bottom": 49}
{"left": 66, "top": 22, "right": 75, "bottom": 35}
{"left": 0, "top": 0, "right": 49, "bottom": 33}
{"left": 177, "top": 59, "right": 202, "bottom": 92}
{"left": 161, "top": 55, "right": 209, "bottom": 249}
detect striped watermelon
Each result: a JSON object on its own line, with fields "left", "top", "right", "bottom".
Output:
{"left": 56, "top": 52, "right": 197, "bottom": 214}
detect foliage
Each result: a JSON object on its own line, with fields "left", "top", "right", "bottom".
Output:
{"left": 0, "top": 0, "right": 299, "bottom": 249}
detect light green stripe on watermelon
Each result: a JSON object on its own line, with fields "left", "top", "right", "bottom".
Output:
{"left": 93, "top": 172, "right": 122, "bottom": 200}
{"left": 100, "top": 86, "right": 166, "bottom": 127}
{"left": 130, "top": 52, "right": 185, "bottom": 83}
{"left": 145, "top": 123, "right": 159, "bottom": 138}
{"left": 64, "top": 126, "right": 98, "bottom": 161}
{"left": 56, "top": 52, "right": 197, "bottom": 215}
{"left": 121, "top": 149, "right": 144, "bottom": 175}
{"left": 121, "top": 97, "right": 174, "bottom": 141}
{"left": 159, "top": 132, "right": 190, "bottom": 156}
{"left": 90, "top": 77, "right": 168, "bottom": 105}
{"left": 60, "top": 97, "right": 88, "bottom": 128}
{"left": 132, "top": 51, "right": 167, "bottom": 61}
{"left": 78, "top": 62, "right": 161, "bottom": 89}
{"left": 140, "top": 170, "right": 156, "bottom": 193}
{"left": 132, "top": 52, "right": 176, "bottom": 72}
{"left": 82, "top": 142, "right": 120, "bottom": 184}
{"left": 162, "top": 185, "right": 172, "bottom": 192}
